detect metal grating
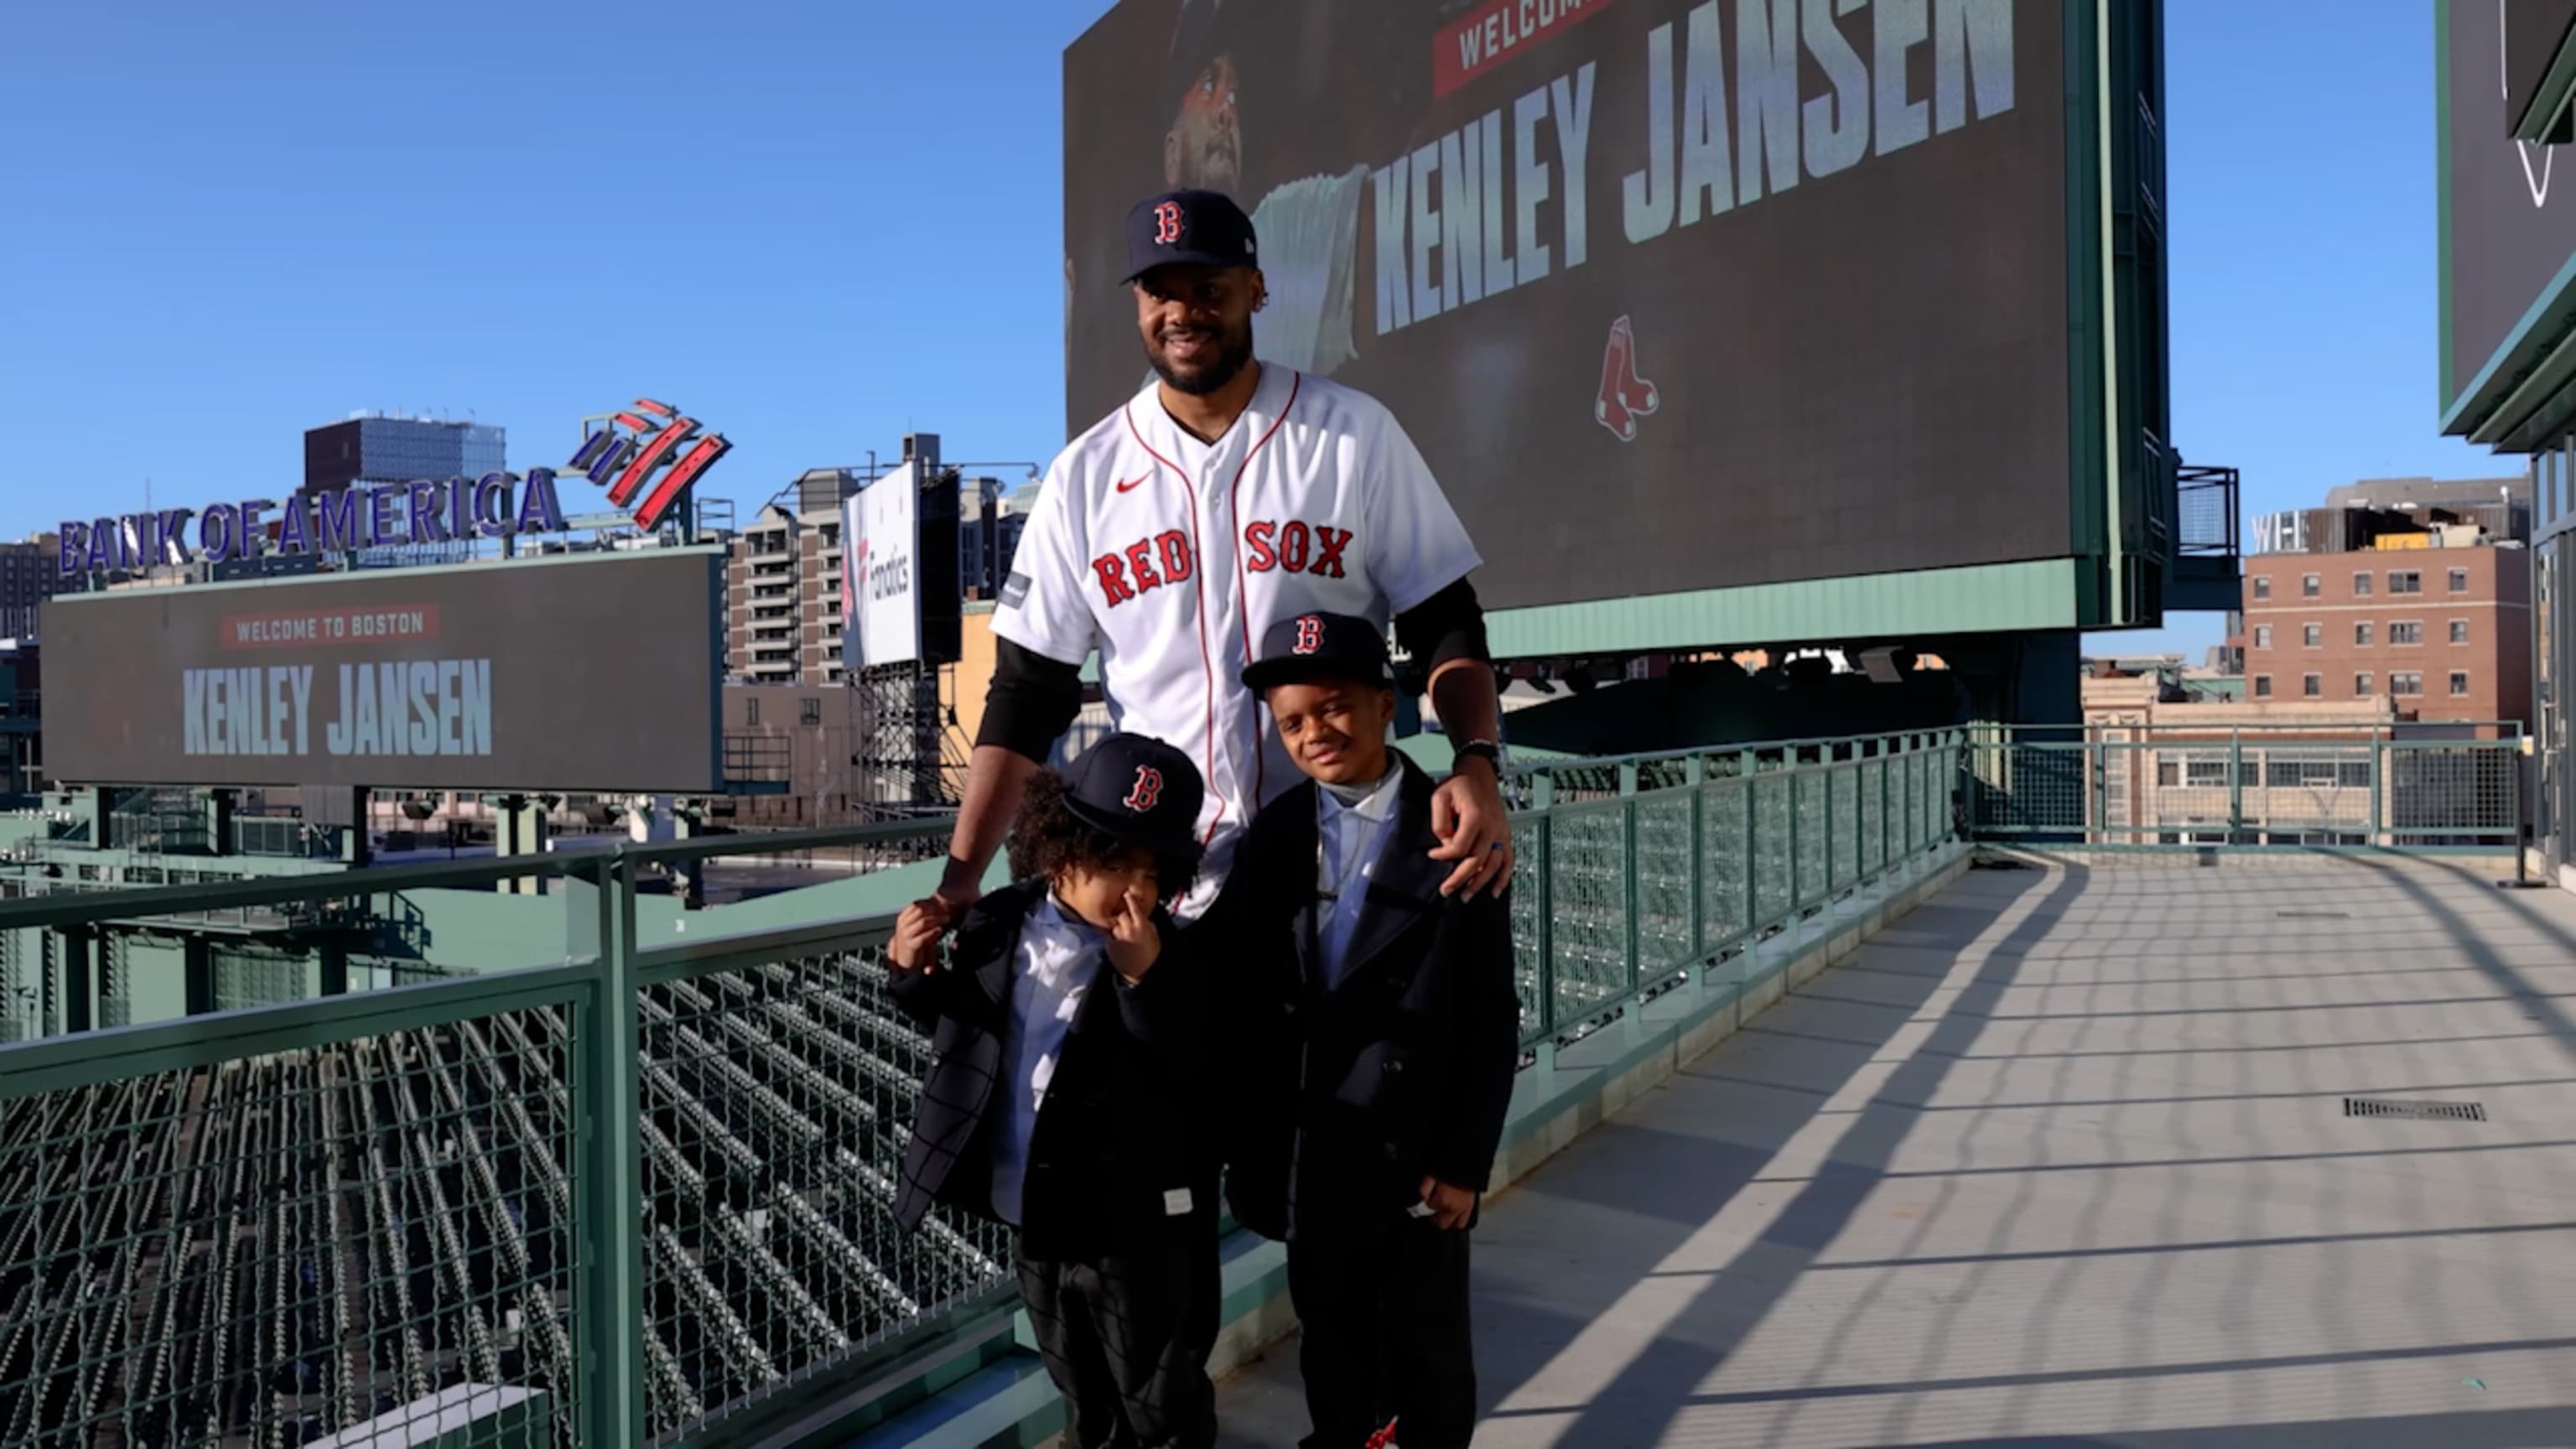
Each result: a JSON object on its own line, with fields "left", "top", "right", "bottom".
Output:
{"left": 2345, "top": 1097, "right": 2487, "bottom": 1122}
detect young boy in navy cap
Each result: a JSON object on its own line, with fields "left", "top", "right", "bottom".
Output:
{"left": 887, "top": 733, "right": 1220, "bottom": 1449}
{"left": 1198, "top": 613, "right": 1522, "bottom": 1449}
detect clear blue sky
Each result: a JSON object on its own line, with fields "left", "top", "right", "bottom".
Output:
{"left": 0, "top": 0, "right": 2501, "bottom": 659}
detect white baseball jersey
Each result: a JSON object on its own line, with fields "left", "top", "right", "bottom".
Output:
{"left": 995, "top": 363, "right": 1481, "bottom": 920}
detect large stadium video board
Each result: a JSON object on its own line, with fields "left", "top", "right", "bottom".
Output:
{"left": 42, "top": 550, "right": 724, "bottom": 792}
{"left": 2444, "top": 0, "right": 2576, "bottom": 417}
{"left": 1065, "top": 0, "right": 2070, "bottom": 612}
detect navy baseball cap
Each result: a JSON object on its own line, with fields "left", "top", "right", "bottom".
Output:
{"left": 1242, "top": 611, "right": 1394, "bottom": 694}
{"left": 1123, "top": 189, "right": 1259, "bottom": 283}
{"left": 1058, "top": 732, "right": 1205, "bottom": 858}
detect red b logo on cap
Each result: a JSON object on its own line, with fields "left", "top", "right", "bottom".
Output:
{"left": 1124, "top": 766, "right": 1165, "bottom": 813}
{"left": 1293, "top": 615, "right": 1323, "bottom": 655}
{"left": 1154, "top": 201, "right": 1182, "bottom": 246}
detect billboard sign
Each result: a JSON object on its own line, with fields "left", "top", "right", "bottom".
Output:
{"left": 1065, "top": 0, "right": 2069, "bottom": 612}
{"left": 843, "top": 463, "right": 923, "bottom": 668}
{"left": 2443, "top": 0, "right": 2576, "bottom": 419}
{"left": 41, "top": 551, "right": 724, "bottom": 792}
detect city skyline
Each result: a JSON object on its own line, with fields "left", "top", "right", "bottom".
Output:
{"left": 0, "top": 1, "right": 2506, "bottom": 657}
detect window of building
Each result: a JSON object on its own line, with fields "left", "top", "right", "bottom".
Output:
{"left": 2389, "top": 570, "right": 2422, "bottom": 595}
{"left": 2355, "top": 622, "right": 2373, "bottom": 646}
{"left": 2389, "top": 621, "right": 2423, "bottom": 645}
{"left": 2352, "top": 571, "right": 2373, "bottom": 597}
{"left": 2303, "top": 673, "right": 2322, "bottom": 698}
{"left": 2179, "top": 756, "right": 2256, "bottom": 787}
{"left": 2253, "top": 674, "right": 2272, "bottom": 698}
{"left": 2252, "top": 575, "right": 2272, "bottom": 600}
{"left": 2303, "top": 623, "right": 2322, "bottom": 647}
{"left": 2303, "top": 574, "right": 2322, "bottom": 597}
{"left": 2450, "top": 619, "right": 2470, "bottom": 644}
{"left": 2268, "top": 760, "right": 2370, "bottom": 788}
{"left": 801, "top": 697, "right": 823, "bottom": 725}
{"left": 2355, "top": 672, "right": 2373, "bottom": 696}
{"left": 2253, "top": 625, "right": 2272, "bottom": 649}
{"left": 745, "top": 698, "right": 761, "bottom": 726}
{"left": 2450, "top": 671, "right": 2470, "bottom": 696}
{"left": 2392, "top": 671, "right": 2423, "bottom": 696}
{"left": 2449, "top": 567, "right": 2469, "bottom": 593}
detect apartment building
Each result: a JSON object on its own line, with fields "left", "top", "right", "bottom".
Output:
{"left": 727, "top": 470, "right": 857, "bottom": 688}
{"left": 2242, "top": 476, "right": 2532, "bottom": 735}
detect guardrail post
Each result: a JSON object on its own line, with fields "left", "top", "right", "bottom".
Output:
{"left": 2090, "top": 734, "right": 2108, "bottom": 848}
{"left": 1531, "top": 774, "right": 1555, "bottom": 1073}
{"left": 2369, "top": 727, "right": 2384, "bottom": 851}
{"left": 1685, "top": 755, "right": 1707, "bottom": 971}
{"left": 1740, "top": 750, "right": 1759, "bottom": 948}
{"left": 1823, "top": 744, "right": 1839, "bottom": 902}
{"left": 1878, "top": 736, "right": 1894, "bottom": 878}
{"left": 575, "top": 855, "right": 646, "bottom": 1449}
{"left": 1618, "top": 761, "right": 1641, "bottom": 1002}
{"left": 2514, "top": 730, "right": 2531, "bottom": 885}
{"left": 2228, "top": 729, "right": 2246, "bottom": 845}
{"left": 1787, "top": 759, "right": 1803, "bottom": 916}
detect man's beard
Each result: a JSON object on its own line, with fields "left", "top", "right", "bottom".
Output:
{"left": 1149, "top": 321, "right": 1257, "bottom": 396}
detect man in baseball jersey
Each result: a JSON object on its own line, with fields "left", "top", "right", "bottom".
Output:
{"left": 919, "top": 187, "right": 1513, "bottom": 929}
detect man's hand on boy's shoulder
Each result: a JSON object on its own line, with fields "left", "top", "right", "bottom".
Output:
{"left": 1105, "top": 888, "right": 1162, "bottom": 984}
{"left": 1430, "top": 754, "right": 1514, "bottom": 901}
{"left": 888, "top": 902, "right": 946, "bottom": 974}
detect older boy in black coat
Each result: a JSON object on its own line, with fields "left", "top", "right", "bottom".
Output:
{"left": 1199, "top": 613, "right": 1523, "bottom": 1449}
{"left": 886, "top": 733, "right": 1221, "bottom": 1449}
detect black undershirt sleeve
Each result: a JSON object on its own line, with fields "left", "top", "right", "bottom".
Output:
{"left": 977, "top": 639, "right": 1085, "bottom": 762}
{"left": 1393, "top": 578, "right": 1491, "bottom": 676}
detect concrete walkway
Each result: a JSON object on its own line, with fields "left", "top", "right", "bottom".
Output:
{"left": 1213, "top": 856, "right": 2576, "bottom": 1448}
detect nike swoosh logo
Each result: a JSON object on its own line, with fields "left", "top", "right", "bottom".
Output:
{"left": 1116, "top": 474, "right": 1150, "bottom": 493}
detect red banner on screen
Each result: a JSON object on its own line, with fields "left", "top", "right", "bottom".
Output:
{"left": 1433, "top": 0, "right": 1624, "bottom": 97}
{"left": 219, "top": 604, "right": 443, "bottom": 652}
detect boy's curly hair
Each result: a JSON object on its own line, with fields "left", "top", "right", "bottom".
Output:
{"left": 1006, "top": 768, "right": 1203, "bottom": 899}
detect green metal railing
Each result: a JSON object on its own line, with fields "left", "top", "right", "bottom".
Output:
{"left": 0, "top": 730, "right": 1969, "bottom": 1446}
{"left": 1965, "top": 722, "right": 2529, "bottom": 852}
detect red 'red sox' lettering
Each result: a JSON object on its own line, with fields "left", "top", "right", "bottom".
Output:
{"left": 1243, "top": 521, "right": 1353, "bottom": 578}
{"left": 1091, "top": 529, "right": 1197, "bottom": 608}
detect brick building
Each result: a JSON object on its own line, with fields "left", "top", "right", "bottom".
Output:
{"left": 2242, "top": 477, "right": 2532, "bottom": 734}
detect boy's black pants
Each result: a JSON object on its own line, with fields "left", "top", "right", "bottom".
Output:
{"left": 1015, "top": 1219, "right": 1220, "bottom": 1449}
{"left": 1285, "top": 1212, "right": 1477, "bottom": 1449}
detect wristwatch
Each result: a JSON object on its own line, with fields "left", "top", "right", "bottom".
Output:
{"left": 1452, "top": 739, "right": 1505, "bottom": 774}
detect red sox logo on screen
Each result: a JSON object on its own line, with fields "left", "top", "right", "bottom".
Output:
{"left": 1595, "top": 315, "right": 1661, "bottom": 444}
{"left": 1124, "top": 766, "right": 1165, "bottom": 813}
{"left": 1293, "top": 615, "right": 1323, "bottom": 654}
{"left": 1154, "top": 200, "right": 1184, "bottom": 245}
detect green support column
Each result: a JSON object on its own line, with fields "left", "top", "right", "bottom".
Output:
{"left": 576, "top": 859, "right": 646, "bottom": 1448}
